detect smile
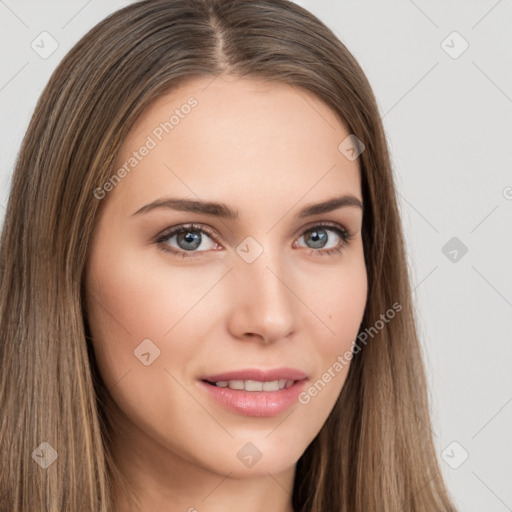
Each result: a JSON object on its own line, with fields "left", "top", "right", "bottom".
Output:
{"left": 198, "top": 368, "right": 309, "bottom": 417}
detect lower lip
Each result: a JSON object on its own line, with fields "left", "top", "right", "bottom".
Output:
{"left": 199, "top": 380, "right": 307, "bottom": 417}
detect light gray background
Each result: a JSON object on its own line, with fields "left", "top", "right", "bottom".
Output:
{"left": 1, "top": 1, "right": 511, "bottom": 510}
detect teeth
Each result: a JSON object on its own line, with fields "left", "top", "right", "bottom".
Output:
{"left": 212, "top": 379, "right": 295, "bottom": 391}
{"left": 262, "top": 380, "right": 279, "bottom": 391}
{"left": 228, "top": 380, "right": 245, "bottom": 390}
{"left": 245, "top": 380, "right": 264, "bottom": 391}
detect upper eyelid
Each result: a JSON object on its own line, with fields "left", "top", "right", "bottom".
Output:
{"left": 156, "top": 223, "right": 216, "bottom": 243}
{"left": 156, "top": 221, "right": 350, "bottom": 246}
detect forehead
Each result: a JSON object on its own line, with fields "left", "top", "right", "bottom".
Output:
{"left": 110, "top": 75, "right": 362, "bottom": 216}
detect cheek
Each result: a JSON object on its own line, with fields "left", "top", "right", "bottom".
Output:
{"left": 294, "top": 254, "right": 367, "bottom": 419}
{"left": 84, "top": 235, "right": 208, "bottom": 388}
{"left": 303, "top": 246, "right": 367, "bottom": 349}
{"left": 84, "top": 244, "right": 222, "bottom": 465}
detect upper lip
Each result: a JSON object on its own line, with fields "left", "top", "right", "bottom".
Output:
{"left": 201, "top": 367, "right": 308, "bottom": 383}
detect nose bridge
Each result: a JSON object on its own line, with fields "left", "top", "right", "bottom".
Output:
{"left": 229, "top": 236, "right": 297, "bottom": 341}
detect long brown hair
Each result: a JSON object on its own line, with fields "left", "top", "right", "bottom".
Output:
{"left": 0, "top": 0, "right": 457, "bottom": 510}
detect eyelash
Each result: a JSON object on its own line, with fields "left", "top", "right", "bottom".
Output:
{"left": 154, "top": 222, "right": 354, "bottom": 259}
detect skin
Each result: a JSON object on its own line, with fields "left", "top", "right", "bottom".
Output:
{"left": 84, "top": 75, "right": 368, "bottom": 512}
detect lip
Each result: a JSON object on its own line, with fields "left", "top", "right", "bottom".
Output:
{"left": 199, "top": 367, "right": 308, "bottom": 417}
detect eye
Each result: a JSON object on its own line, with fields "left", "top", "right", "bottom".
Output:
{"left": 155, "top": 223, "right": 219, "bottom": 258}
{"left": 295, "top": 223, "right": 354, "bottom": 257}
{"left": 155, "top": 222, "right": 354, "bottom": 258}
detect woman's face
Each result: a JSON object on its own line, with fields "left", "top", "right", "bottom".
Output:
{"left": 85, "top": 75, "right": 367, "bottom": 485}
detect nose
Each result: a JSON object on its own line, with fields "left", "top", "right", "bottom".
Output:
{"left": 226, "top": 248, "right": 297, "bottom": 345}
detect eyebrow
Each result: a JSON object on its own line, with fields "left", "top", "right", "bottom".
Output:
{"left": 131, "top": 194, "right": 363, "bottom": 219}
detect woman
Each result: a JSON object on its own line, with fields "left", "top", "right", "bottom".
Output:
{"left": 0, "top": 0, "right": 458, "bottom": 510}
